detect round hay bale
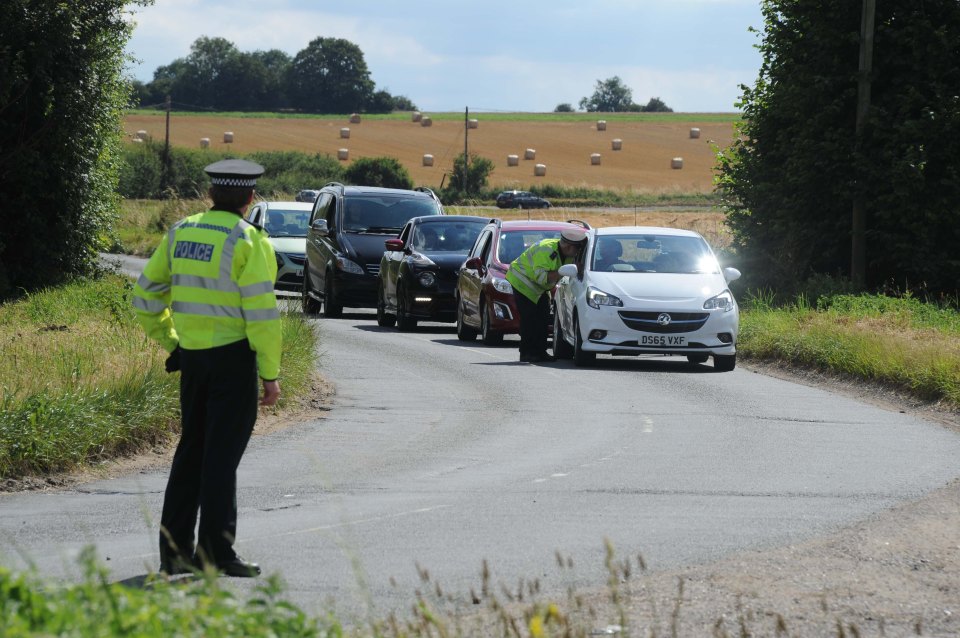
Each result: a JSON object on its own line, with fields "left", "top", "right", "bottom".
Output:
{"left": 420, "top": 116, "right": 433, "bottom": 127}
{"left": 534, "top": 163, "right": 547, "bottom": 177}
{"left": 422, "top": 154, "right": 434, "bottom": 167}
{"left": 200, "top": 138, "right": 210, "bottom": 149}
{"left": 689, "top": 127, "right": 701, "bottom": 139}
{"left": 507, "top": 154, "right": 519, "bottom": 166}
{"left": 223, "top": 131, "right": 234, "bottom": 143}
{"left": 131, "top": 137, "right": 143, "bottom": 144}
{"left": 597, "top": 120, "right": 607, "bottom": 131}
{"left": 337, "top": 148, "right": 349, "bottom": 161}
{"left": 524, "top": 148, "right": 536, "bottom": 160}
{"left": 340, "top": 127, "right": 350, "bottom": 139}
{"left": 671, "top": 157, "right": 684, "bottom": 169}
{"left": 349, "top": 113, "right": 361, "bottom": 124}
{"left": 136, "top": 129, "right": 148, "bottom": 140}
{"left": 467, "top": 119, "right": 479, "bottom": 129}
{"left": 411, "top": 111, "right": 422, "bottom": 122}
{"left": 612, "top": 138, "right": 622, "bottom": 150}
{"left": 591, "top": 153, "right": 602, "bottom": 165}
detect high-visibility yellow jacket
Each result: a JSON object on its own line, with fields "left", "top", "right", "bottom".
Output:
{"left": 132, "top": 209, "right": 282, "bottom": 380}
{"left": 505, "top": 238, "right": 573, "bottom": 303}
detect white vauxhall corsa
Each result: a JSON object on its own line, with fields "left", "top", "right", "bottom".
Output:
{"left": 552, "top": 226, "right": 742, "bottom": 371}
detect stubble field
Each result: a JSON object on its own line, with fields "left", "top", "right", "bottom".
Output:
{"left": 123, "top": 113, "right": 738, "bottom": 193}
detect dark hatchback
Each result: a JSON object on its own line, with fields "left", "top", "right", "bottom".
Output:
{"left": 377, "top": 215, "right": 489, "bottom": 330}
{"left": 303, "top": 182, "right": 443, "bottom": 317}
{"left": 455, "top": 218, "right": 590, "bottom": 344}
{"left": 495, "top": 190, "right": 551, "bottom": 209}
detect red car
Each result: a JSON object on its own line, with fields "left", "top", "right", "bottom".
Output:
{"left": 455, "top": 218, "right": 590, "bottom": 344}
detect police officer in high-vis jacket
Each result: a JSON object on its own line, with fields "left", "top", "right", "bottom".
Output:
{"left": 506, "top": 227, "right": 588, "bottom": 362}
{"left": 133, "top": 159, "right": 281, "bottom": 578}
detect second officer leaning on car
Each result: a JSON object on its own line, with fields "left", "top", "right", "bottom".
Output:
{"left": 132, "top": 159, "right": 281, "bottom": 579}
{"left": 505, "top": 227, "right": 588, "bottom": 362}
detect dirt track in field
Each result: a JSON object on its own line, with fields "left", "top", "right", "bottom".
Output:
{"left": 123, "top": 114, "right": 736, "bottom": 192}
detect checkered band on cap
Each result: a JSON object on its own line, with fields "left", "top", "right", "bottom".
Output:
{"left": 210, "top": 176, "right": 258, "bottom": 187}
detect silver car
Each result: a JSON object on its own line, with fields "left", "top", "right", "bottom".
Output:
{"left": 246, "top": 201, "right": 314, "bottom": 295}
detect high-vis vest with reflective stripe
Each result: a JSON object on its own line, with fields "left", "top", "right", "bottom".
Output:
{"left": 505, "top": 238, "right": 571, "bottom": 303}
{"left": 132, "top": 209, "right": 282, "bottom": 380}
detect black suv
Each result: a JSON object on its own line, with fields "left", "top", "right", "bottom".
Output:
{"left": 494, "top": 190, "right": 551, "bottom": 209}
{"left": 303, "top": 182, "right": 444, "bottom": 317}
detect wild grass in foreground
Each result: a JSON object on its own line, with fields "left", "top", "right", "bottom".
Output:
{"left": 0, "top": 275, "right": 319, "bottom": 479}
{"left": 739, "top": 291, "right": 960, "bottom": 408}
{"left": 1, "top": 541, "right": 923, "bottom": 637}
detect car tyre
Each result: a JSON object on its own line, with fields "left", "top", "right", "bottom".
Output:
{"left": 323, "top": 273, "right": 343, "bottom": 318}
{"left": 376, "top": 280, "right": 396, "bottom": 328}
{"left": 396, "top": 282, "right": 417, "bottom": 331}
{"left": 480, "top": 302, "right": 503, "bottom": 345}
{"left": 713, "top": 354, "right": 736, "bottom": 372}
{"left": 573, "top": 314, "right": 595, "bottom": 366}
{"left": 686, "top": 354, "right": 709, "bottom": 364}
{"left": 552, "top": 307, "right": 573, "bottom": 359}
{"left": 456, "top": 297, "right": 477, "bottom": 341}
{"left": 302, "top": 272, "right": 322, "bottom": 315}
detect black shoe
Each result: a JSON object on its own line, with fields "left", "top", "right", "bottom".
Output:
{"left": 159, "top": 554, "right": 199, "bottom": 576}
{"left": 216, "top": 557, "right": 261, "bottom": 578}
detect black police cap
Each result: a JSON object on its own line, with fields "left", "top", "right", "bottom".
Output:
{"left": 204, "top": 159, "right": 265, "bottom": 188}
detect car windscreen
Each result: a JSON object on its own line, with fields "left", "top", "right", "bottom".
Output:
{"left": 497, "top": 231, "right": 562, "bottom": 264}
{"left": 590, "top": 234, "right": 719, "bottom": 274}
{"left": 265, "top": 209, "right": 311, "bottom": 237}
{"left": 412, "top": 220, "right": 487, "bottom": 253}
{"left": 343, "top": 196, "right": 441, "bottom": 234}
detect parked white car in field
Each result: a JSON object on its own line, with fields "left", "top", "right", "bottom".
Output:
{"left": 552, "top": 226, "right": 742, "bottom": 370}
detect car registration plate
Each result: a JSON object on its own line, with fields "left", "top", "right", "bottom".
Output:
{"left": 640, "top": 335, "right": 686, "bottom": 346}
{"left": 295, "top": 269, "right": 303, "bottom": 277}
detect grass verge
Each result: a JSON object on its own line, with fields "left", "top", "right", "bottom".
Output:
{"left": 0, "top": 275, "right": 319, "bottom": 479}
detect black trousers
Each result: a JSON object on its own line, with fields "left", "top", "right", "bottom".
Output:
{"left": 159, "top": 339, "right": 258, "bottom": 566}
{"left": 514, "top": 292, "right": 550, "bottom": 357}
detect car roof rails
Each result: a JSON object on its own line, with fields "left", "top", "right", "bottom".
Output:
{"left": 414, "top": 186, "right": 442, "bottom": 204}
{"left": 322, "top": 181, "right": 345, "bottom": 193}
{"left": 567, "top": 218, "right": 591, "bottom": 230}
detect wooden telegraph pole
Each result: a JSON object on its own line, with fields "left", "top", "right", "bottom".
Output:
{"left": 852, "top": 0, "right": 876, "bottom": 287}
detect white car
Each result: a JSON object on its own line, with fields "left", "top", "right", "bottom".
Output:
{"left": 245, "top": 201, "right": 314, "bottom": 295}
{"left": 552, "top": 226, "right": 742, "bottom": 371}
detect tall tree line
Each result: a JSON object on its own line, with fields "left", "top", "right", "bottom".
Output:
{"left": 134, "top": 36, "right": 416, "bottom": 114}
{"left": 717, "top": 0, "right": 960, "bottom": 298}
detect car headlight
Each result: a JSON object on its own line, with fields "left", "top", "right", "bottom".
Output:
{"left": 335, "top": 256, "right": 364, "bottom": 275}
{"left": 418, "top": 272, "right": 437, "bottom": 287}
{"left": 703, "top": 290, "right": 735, "bottom": 311}
{"left": 492, "top": 277, "right": 513, "bottom": 294}
{"left": 410, "top": 253, "right": 437, "bottom": 267}
{"left": 587, "top": 286, "right": 623, "bottom": 309}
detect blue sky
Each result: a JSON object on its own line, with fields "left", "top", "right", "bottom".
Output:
{"left": 124, "top": 0, "right": 765, "bottom": 113}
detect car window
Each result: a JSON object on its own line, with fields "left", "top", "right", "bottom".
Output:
{"left": 497, "top": 231, "right": 561, "bottom": 263}
{"left": 591, "top": 234, "right": 718, "bottom": 274}
{"left": 471, "top": 229, "right": 491, "bottom": 260}
{"left": 311, "top": 193, "right": 333, "bottom": 225}
{"left": 265, "top": 208, "right": 310, "bottom": 237}
{"left": 411, "top": 220, "right": 486, "bottom": 253}
{"left": 343, "top": 196, "right": 441, "bottom": 233}
{"left": 246, "top": 204, "right": 262, "bottom": 225}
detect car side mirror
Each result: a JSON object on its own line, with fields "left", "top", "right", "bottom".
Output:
{"left": 385, "top": 238, "right": 405, "bottom": 251}
{"left": 558, "top": 264, "right": 578, "bottom": 278}
{"left": 464, "top": 256, "right": 483, "bottom": 270}
{"left": 723, "top": 267, "right": 741, "bottom": 283}
{"left": 311, "top": 219, "right": 328, "bottom": 236}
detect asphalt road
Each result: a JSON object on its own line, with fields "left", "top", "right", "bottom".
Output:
{"left": 2, "top": 306, "right": 960, "bottom": 627}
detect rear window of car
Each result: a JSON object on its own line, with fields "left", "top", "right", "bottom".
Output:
{"left": 497, "top": 231, "right": 561, "bottom": 264}
{"left": 343, "top": 196, "right": 441, "bottom": 233}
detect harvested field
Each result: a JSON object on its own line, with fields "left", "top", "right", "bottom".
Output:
{"left": 123, "top": 113, "right": 737, "bottom": 193}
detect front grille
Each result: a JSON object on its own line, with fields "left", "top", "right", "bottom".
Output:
{"left": 618, "top": 311, "right": 708, "bottom": 334}
{"left": 366, "top": 264, "right": 380, "bottom": 275}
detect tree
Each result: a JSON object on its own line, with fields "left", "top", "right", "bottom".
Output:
{"left": 554, "top": 103, "right": 574, "bottom": 113}
{"left": 344, "top": 157, "right": 413, "bottom": 189}
{"left": 579, "top": 77, "right": 635, "bottom": 112}
{"left": 287, "top": 37, "right": 375, "bottom": 113}
{"left": 0, "top": 0, "right": 143, "bottom": 298}
{"left": 641, "top": 97, "right": 673, "bottom": 113}
{"left": 716, "top": 0, "right": 960, "bottom": 297}
{"left": 445, "top": 153, "right": 494, "bottom": 195}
